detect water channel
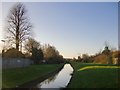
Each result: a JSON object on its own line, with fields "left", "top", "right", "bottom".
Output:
{"left": 34, "top": 64, "right": 74, "bottom": 89}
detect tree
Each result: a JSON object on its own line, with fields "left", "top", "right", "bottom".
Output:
{"left": 82, "top": 54, "right": 89, "bottom": 63}
{"left": 31, "top": 47, "right": 44, "bottom": 64}
{"left": 24, "top": 37, "right": 44, "bottom": 64}
{"left": 102, "top": 45, "right": 113, "bottom": 64}
{"left": 112, "top": 50, "right": 120, "bottom": 58}
{"left": 112, "top": 50, "right": 120, "bottom": 64}
{"left": 45, "top": 45, "right": 59, "bottom": 59}
{"left": 42, "top": 44, "right": 64, "bottom": 63}
{"left": 77, "top": 56, "right": 82, "bottom": 62}
{"left": 93, "top": 54, "right": 108, "bottom": 64}
{"left": 24, "top": 37, "right": 40, "bottom": 53}
{"left": 6, "top": 3, "right": 32, "bottom": 51}
{"left": 39, "top": 48, "right": 44, "bottom": 61}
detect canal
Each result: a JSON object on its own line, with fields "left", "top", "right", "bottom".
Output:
{"left": 33, "top": 64, "right": 74, "bottom": 88}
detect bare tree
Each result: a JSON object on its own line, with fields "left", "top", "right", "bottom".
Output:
{"left": 6, "top": 3, "right": 32, "bottom": 51}
{"left": 42, "top": 44, "right": 59, "bottom": 60}
{"left": 24, "top": 37, "right": 40, "bottom": 53}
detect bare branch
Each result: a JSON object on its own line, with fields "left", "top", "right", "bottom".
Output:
{"left": 6, "top": 3, "right": 32, "bottom": 51}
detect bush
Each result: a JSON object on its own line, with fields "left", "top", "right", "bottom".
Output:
{"left": 4, "top": 48, "right": 25, "bottom": 58}
{"left": 93, "top": 54, "right": 108, "bottom": 64}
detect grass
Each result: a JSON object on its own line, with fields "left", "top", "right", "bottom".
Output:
{"left": 0, "top": 69, "right": 2, "bottom": 89}
{"left": 78, "top": 66, "right": 120, "bottom": 71}
{"left": 68, "top": 61, "right": 119, "bottom": 88}
{"left": 2, "top": 64, "right": 63, "bottom": 88}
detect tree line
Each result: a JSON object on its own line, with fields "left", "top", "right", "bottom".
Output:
{"left": 73, "top": 45, "right": 120, "bottom": 65}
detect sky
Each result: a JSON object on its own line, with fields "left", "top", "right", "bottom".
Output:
{"left": 1, "top": 2, "right": 118, "bottom": 58}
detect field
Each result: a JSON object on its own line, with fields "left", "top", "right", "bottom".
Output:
{"left": 68, "top": 61, "right": 119, "bottom": 88}
{"left": 2, "top": 61, "right": 120, "bottom": 88}
{"left": 2, "top": 64, "right": 63, "bottom": 88}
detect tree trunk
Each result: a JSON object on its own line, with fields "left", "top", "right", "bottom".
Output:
{"left": 16, "top": 33, "right": 19, "bottom": 51}
{"left": 16, "top": 23, "right": 19, "bottom": 51}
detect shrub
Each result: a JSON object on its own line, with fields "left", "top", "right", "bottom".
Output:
{"left": 4, "top": 48, "right": 25, "bottom": 58}
{"left": 93, "top": 54, "right": 108, "bottom": 64}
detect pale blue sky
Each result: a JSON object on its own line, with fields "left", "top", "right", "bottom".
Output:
{"left": 2, "top": 2, "right": 118, "bottom": 58}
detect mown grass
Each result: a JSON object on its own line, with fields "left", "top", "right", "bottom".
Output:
{"left": 68, "top": 61, "right": 119, "bottom": 88}
{"left": 78, "top": 66, "right": 120, "bottom": 71}
{"left": 0, "top": 69, "right": 2, "bottom": 89}
{"left": 2, "top": 64, "right": 63, "bottom": 88}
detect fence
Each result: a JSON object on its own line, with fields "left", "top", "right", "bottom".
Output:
{"left": 2, "top": 58, "right": 33, "bottom": 69}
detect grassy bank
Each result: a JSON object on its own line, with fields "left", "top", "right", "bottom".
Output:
{"left": 3, "top": 64, "right": 63, "bottom": 88}
{"left": 0, "top": 69, "right": 2, "bottom": 89}
{"left": 68, "top": 61, "right": 119, "bottom": 88}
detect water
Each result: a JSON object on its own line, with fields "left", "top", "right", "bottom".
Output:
{"left": 35, "top": 64, "right": 73, "bottom": 89}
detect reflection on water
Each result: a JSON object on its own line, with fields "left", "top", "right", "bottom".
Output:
{"left": 35, "top": 64, "right": 73, "bottom": 89}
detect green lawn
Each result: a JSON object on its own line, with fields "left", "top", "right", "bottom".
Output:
{"left": 68, "top": 61, "right": 119, "bottom": 88}
{"left": 0, "top": 69, "right": 2, "bottom": 89}
{"left": 3, "top": 64, "right": 63, "bottom": 88}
